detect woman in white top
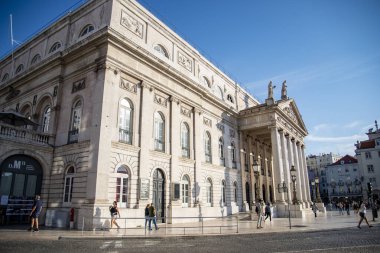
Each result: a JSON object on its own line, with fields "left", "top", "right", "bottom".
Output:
{"left": 357, "top": 202, "right": 372, "bottom": 229}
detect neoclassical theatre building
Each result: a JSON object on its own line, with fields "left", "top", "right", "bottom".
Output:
{"left": 0, "top": 0, "right": 311, "bottom": 228}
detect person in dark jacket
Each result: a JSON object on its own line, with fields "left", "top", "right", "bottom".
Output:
{"left": 264, "top": 203, "right": 272, "bottom": 222}
{"left": 148, "top": 203, "right": 159, "bottom": 230}
{"left": 28, "top": 195, "right": 43, "bottom": 232}
{"left": 144, "top": 203, "right": 151, "bottom": 230}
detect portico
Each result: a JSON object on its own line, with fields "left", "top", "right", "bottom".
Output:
{"left": 238, "top": 82, "right": 311, "bottom": 217}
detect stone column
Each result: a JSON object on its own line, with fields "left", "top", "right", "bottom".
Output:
{"left": 193, "top": 108, "right": 203, "bottom": 206}
{"left": 138, "top": 82, "right": 154, "bottom": 208}
{"left": 248, "top": 137, "right": 255, "bottom": 206}
{"left": 169, "top": 96, "right": 180, "bottom": 207}
{"left": 239, "top": 131, "right": 249, "bottom": 211}
{"left": 297, "top": 143, "right": 307, "bottom": 206}
{"left": 292, "top": 140, "right": 304, "bottom": 205}
{"left": 301, "top": 145, "right": 312, "bottom": 205}
{"left": 286, "top": 135, "right": 294, "bottom": 202}
{"left": 270, "top": 127, "right": 285, "bottom": 203}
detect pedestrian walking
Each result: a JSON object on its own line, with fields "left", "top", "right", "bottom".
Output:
{"left": 28, "top": 195, "right": 43, "bottom": 232}
{"left": 339, "top": 202, "right": 344, "bottom": 215}
{"left": 345, "top": 202, "right": 350, "bottom": 215}
{"left": 148, "top": 203, "right": 159, "bottom": 230}
{"left": 144, "top": 203, "right": 150, "bottom": 230}
{"left": 311, "top": 202, "right": 319, "bottom": 218}
{"left": 109, "top": 201, "right": 120, "bottom": 229}
{"left": 264, "top": 202, "right": 272, "bottom": 222}
{"left": 256, "top": 199, "right": 264, "bottom": 229}
{"left": 357, "top": 202, "right": 373, "bottom": 229}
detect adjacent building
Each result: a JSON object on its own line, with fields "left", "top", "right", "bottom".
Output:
{"left": 325, "top": 155, "right": 362, "bottom": 203}
{"left": 355, "top": 121, "right": 380, "bottom": 202}
{"left": 306, "top": 153, "right": 341, "bottom": 203}
{"left": 0, "top": 0, "right": 311, "bottom": 229}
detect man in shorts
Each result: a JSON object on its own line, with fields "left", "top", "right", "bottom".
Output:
{"left": 28, "top": 195, "right": 43, "bottom": 232}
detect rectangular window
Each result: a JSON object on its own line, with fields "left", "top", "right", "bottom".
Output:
{"left": 64, "top": 177, "right": 74, "bottom": 203}
{"left": 365, "top": 152, "right": 372, "bottom": 159}
{"left": 13, "top": 174, "right": 25, "bottom": 197}
{"left": 367, "top": 165, "right": 374, "bottom": 173}
{"left": 369, "top": 177, "right": 376, "bottom": 183}
{"left": 0, "top": 172, "right": 12, "bottom": 195}
{"left": 182, "top": 183, "right": 189, "bottom": 207}
{"left": 26, "top": 175, "right": 37, "bottom": 197}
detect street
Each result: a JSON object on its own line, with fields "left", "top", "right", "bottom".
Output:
{"left": 0, "top": 225, "right": 379, "bottom": 253}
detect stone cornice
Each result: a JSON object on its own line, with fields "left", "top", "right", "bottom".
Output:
{"left": 111, "top": 141, "right": 141, "bottom": 153}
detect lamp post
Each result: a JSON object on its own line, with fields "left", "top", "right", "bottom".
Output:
{"left": 277, "top": 181, "right": 292, "bottom": 229}
{"left": 252, "top": 156, "right": 261, "bottom": 202}
{"left": 315, "top": 176, "right": 322, "bottom": 203}
{"left": 290, "top": 165, "right": 298, "bottom": 205}
{"left": 311, "top": 180, "right": 315, "bottom": 202}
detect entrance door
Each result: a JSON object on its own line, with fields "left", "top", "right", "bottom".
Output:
{"left": 245, "top": 182, "right": 251, "bottom": 210}
{"left": 152, "top": 169, "right": 165, "bottom": 223}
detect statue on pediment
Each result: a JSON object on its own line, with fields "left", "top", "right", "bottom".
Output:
{"left": 268, "top": 81, "right": 274, "bottom": 99}
{"left": 281, "top": 80, "right": 288, "bottom": 100}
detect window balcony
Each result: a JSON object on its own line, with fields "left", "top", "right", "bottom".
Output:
{"left": 119, "top": 128, "right": 132, "bottom": 144}
{"left": 154, "top": 139, "right": 165, "bottom": 152}
{"left": 0, "top": 122, "right": 54, "bottom": 147}
{"left": 67, "top": 129, "right": 79, "bottom": 144}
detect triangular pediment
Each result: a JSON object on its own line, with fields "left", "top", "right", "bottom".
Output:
{"left": 277, "top": 99, "right": 308, "bottom": 134}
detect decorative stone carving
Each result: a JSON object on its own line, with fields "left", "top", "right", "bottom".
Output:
{"left": 121, "top": 10, "right": 144, "bottom": 38}
{"left": 283, "top": 106, "right": 297, "bottom": 123}
{"left": 216, "top": 122, "right": 224, "bottom": 133}
{"left": 281, "top": 80, "right": 288, "bottom": 100}
{"left": 178, "top": 51, "right": 192, "bottom": 72}
{"left": 154, "top": 94, "right": 168, "bottom": 107}
{"left": 120, "top": 78, "right": 137, "bottom": 93}
{"left": 180, "top": 106, "right": 191, "bottom": 118}
{"left": 203, "top": 117, "right": 212, "bottom": 127}
{"left": 72, "top": 78, "right": 86, "bottom": 93}
{"left": 229, "top": 129, "right": 235, "bottom": 138}
{"left": 6, "top": 86, "right": 20, "bottom": 100}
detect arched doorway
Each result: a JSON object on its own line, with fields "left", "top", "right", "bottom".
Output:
{"left": 152, "top": 169, "right": 165, "bottom": 223}
{"left": 0, "top": 155, "right": 43, "bottom": 224}
{"left": 245, "top": 182, "right": 251, "bottom": 210}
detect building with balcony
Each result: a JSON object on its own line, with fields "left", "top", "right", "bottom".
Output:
{"left": 355, "top": 121, "right": 380, "bottom": 202}
{"left": 326, "top": 155, "right": 362, "bottom": 203}
{"left": 0, "top": 0, "right": 311, "bottom": 228}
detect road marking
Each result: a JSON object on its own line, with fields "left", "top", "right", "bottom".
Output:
{"left": 274, "top": 244, "right": 380, "bottom": 253}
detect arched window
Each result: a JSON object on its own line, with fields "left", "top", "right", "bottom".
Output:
{"left": 42, "top": 106, "right": 51, "bottom": 133}
{"left": 68, "top": 99, "right": 82, "bottom": 143}
{"left": 63, "top": 166, "right": 75, "bottom": 203}
{"left": 154, "top": 112, "right": 165, "bottom": 151}
{"left": 215, "top": 86, "right": 223, "bottom": 100}
{"left": 153, "top": 44, "right": 169, "bottom": 58}
{"left": 230, "top": 142, "right": 236, "bottom": 166}
{"left": 15, "top": 64, "right": 24, "bottom": 74}
{"left": 219, "top": 137, "right": 224, "bottom": 166}
{"left": 31, "top": 54, "right": 41, "bottom": 65}
{"left": 1, "top": 73, "right": 9, "bottom": 82}
{"left": 201, "top": 76, "right": 211, "bottom": 88}
{"left": 49, "top": 42, "right": 61, "bottom": 53}
{"left": 116, "top": 165, "right": 129, "bottom": 208}
{"left": 79, "top": 24, "right": 95, "bottom": 37}
{"left": 206, "top": 178, "right": 213, "bottom": 206}
{"left": 181, "top": 175, "right": 190, "bottom": 207}
{"left": 221, "top": 180, "right": 226, "bottom": 206}
{"left": 119, "top": 98, "right": 133, "bottom": 144}
{"left": 181, "top": 123, "right": 190, "bottom": 158}
{"left": 233, "top": 181, "right": 238, "bottom": 203}
{"left": 204, "top": 131, "right": 212, "bottom": 163}
{"left": 227, "top": 94, "right": 234, "bottom": 104}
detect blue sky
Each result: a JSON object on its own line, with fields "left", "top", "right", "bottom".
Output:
{"left": 1, "top": 0, "right": 379, "bottom": 156}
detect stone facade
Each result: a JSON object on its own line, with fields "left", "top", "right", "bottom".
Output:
{"left": 0, "top": 0, "right": 310, "bottom": 229}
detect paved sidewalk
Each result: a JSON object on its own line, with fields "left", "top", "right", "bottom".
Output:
{"left": 0, "top": 211, "right": 378, "bottom": 241}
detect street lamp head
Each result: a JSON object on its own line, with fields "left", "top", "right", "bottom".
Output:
{"left": 252, "top": 157, "right": 261, "bottom": 174}
{"left": 290, "top": 165, "right": 296, "bottom": 181}
{"left": 315, "top": 177, "right": 319, "bottom": 184}
{"left": 311, "top": 181, "right": 315, "bottom": 186}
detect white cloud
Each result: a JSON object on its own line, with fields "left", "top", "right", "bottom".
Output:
{"left": 343, "top": 121, "right": 361, "bottom": 129}
{"left": 313, "top": 123, "right": 332, "bottom": 132}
